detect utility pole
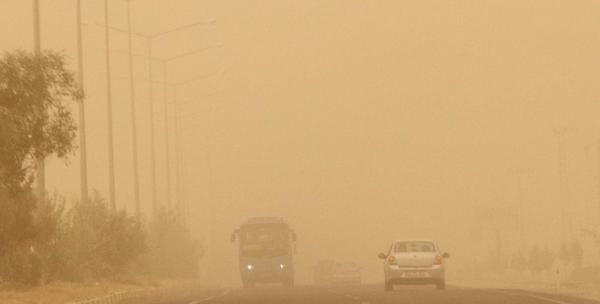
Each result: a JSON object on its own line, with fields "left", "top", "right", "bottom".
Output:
{"left": 86, "top": 19, "right": 215, "bottom": 216}
{"left": 554, "top": 129, "right": 572, "bottom": 242}
{"left": 167, "top": 65, "right": 222, "bottom": 219}
{"left": 596, "top": 139, "right": 600, "bottom": 224}
{"left": 208, "top": 106, "right": 217, "bottom": 281}
{"left": 33, "top": 0, "right": 45, "bottom": 199}
{"left": 33, "top": 0, "right": 40, "bottom": 54}
{"left": 583, "top": 141, "right": 600, "bottom": 229}
{"left": 163, "top": 62, "right": 172, "bottom": 212}
{"left": 173, "top": 89, "right": 183, "bottom": 215}
{"left": 104, "top": 0, "right": 116, "bottom": 210}
{"left": 126, "top": 0, "right": 141, "bottom": 218}
{"left": 147, "top": 42, "right": 158, "bottom": 216}
{"left": 76, "top": 0, "right": 89, "bottom": 203}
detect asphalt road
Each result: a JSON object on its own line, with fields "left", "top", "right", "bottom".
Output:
{"left": 181, "top": 284, "right": 600, "bottom": 304}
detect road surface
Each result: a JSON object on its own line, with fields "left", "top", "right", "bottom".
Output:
{"left": 179, "top": 284, "right": 600, "bottom": 304}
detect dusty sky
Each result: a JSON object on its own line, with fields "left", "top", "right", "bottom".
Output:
{"left": 2, "top": 0, "right": 600, "bottom": 283}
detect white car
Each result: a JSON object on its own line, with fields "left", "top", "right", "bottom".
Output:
{"left": 378, "top": 239, "right": 450, "bottom": 291}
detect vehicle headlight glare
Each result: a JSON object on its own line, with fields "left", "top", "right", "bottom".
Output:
{"left": 247, "top": 264, "right": 253, "bottom": 270}
{"left": 280, "top": 264, "right": 285, "bottom": 269}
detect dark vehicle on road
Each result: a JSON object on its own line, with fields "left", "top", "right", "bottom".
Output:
{"left": 231, "top": 217, "right": 297, "bottom": 288}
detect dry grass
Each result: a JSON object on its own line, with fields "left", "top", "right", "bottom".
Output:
{"left": 0, "top": 281, "right": 147, "bottom": 304}
{"left": 0, "top": 279, "right": 211, "bottom": 304}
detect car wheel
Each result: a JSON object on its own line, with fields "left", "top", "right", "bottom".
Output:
{"left": 384, "top": 280, "right": 393, "bottom": 292}
{"left": 436, "top": 280, "right": 446, "bottom": 290}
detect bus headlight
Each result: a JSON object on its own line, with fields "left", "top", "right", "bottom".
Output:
{"left": 247, "top": 265, "right": 253, "bottom": 270}
{"left": 279, "top": 264, "right": 285, "bottom": 269}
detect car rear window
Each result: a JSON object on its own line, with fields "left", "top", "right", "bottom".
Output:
{"left": 394, "top": 241, "right": 435, "bottom": 253}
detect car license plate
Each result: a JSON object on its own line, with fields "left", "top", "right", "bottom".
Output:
{"left": 403, "top": 271, "right": 428, "bottom": 278}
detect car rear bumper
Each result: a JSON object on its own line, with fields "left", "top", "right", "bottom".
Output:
{"left": 384, "top": 266, "right": 444, "bottom": 284}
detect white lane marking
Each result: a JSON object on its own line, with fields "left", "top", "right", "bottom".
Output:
{"left": 339, "top": 292, "right": 366, "bottom": 303}
{"left": 189, "top": 289, "right": 231, "bottom": 304}
{"left": 493, "top": 290, "right": 574, "bottom": 304}
{"left": 324, "top": 290, "right": 366, "bottom": 303}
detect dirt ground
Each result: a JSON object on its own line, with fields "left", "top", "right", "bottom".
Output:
{"left": 0, "top": 281, "right": 153, "bottom": 304}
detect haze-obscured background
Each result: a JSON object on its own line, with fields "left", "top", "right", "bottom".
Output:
{"left": 3, "top": 0, "right": 600, "bottom": 285}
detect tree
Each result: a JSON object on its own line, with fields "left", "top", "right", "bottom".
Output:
{"left": 559, "top": 242, "right": 571, "bottom": 266}
{"left": 570, "top": 239, "right": 583, "bottom": 270}
{"left": 510, "top": 251, "right": 527, "bottom": 273}
{"left": 0, "top": 50, "right": 78, "bottom": 284}
{"left": 541, "top": 244, "right": 555, "bottom": 272}
{"left": 0, "top": 49, "right": 78, "bottom": 194}
{"left": 528, "top": 244, "right": 547, "bottom": 274}
{"left": 583, "top": 229, "right": 600, "bottom": 256}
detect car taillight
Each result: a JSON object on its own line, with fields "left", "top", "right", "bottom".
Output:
{"left": 434, "top": 254, "right": 443, "bottom": 265}
{"left": 387, "top": 255, "right": 397, "bottom": 265}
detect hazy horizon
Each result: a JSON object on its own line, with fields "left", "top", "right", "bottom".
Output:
{"left": 2, "top": 0, "right": 600, "bottom": 285}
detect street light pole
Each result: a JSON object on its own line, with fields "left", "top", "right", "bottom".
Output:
{"left": 105, "top": 0, "right": 116, "bottom": 210}
{"left": 76, "top": 0, "right": 89, "bottom": 203}
{"left": 33, "top": 0, "right": 45, "bottom": 199}
{"left": 168, "top": 69, "right": 221, "bottom": 217}
{"left": 159, "top": 54, "right": 221, "bottom": 216}
{"left": 33, "top": 0, "right": 40, "bottom": 54}
{"left": 144, "top": 20, "right": 215, "bottom": 214}
{"left": 173, "top": 88, "right": 183, "bottom": 215}
{"left": 554, "top": 128, "right": 572, "bottom": 242}
{"left": 126, "top": 0, "right": 141, "bottom": 218}
{"left": 584, "top": 140, "right": 600, "bottom": 231}
{"left": 595, "top": 139, "right": 600, "bottom": 224}
{"left": 147, "top": 41, "right": 158, "bottom": 215}
{"left": 162, "top": 61, "right": 172, "bottom": 212}
{"left": 84, "top": 18, "right": 215, "bottom": 215}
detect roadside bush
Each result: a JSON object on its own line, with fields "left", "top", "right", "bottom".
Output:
{"left": 50, "top": 193, "right": 146, "bottom": 281}
{"left": 510, "top": 251, "right": 527, "bottom": 273}
{"left": 0, "top": 189, "right": 37, "bottom": 257}
{"left": 0, "top": 187, "right": 48, "bottom": 286}
{"left": 144, "top": 209, "right": 202, "bottom": 279}
{"left": 571, "top": 266, "right": 600, "bottom": 285}
{"left": 1, "top": 186, "right": 200, "bottom": 285}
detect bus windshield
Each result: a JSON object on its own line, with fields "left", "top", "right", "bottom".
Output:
{"left": 240, "top": 224, "right": 291, "bottom": 257}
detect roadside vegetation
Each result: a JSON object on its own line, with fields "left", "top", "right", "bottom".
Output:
{"left": 457, "top": 235, "right": 598, "bottom": 287}
{"left": 0, "top": 50, "right": 201, "bottom": 288}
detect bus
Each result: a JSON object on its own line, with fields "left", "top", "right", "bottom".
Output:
{"left": 231, "top": 217, "right": 297, "bottom": 287}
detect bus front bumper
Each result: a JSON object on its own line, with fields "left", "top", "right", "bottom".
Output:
{"left": 241, "top": 263, "right": 293, "bottom": 282}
